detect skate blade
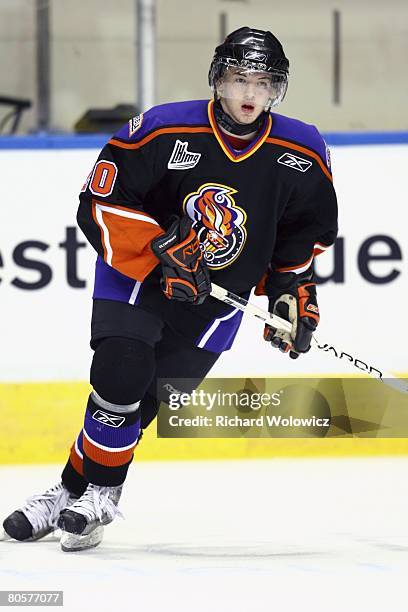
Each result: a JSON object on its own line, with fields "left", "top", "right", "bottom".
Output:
{"left": 0, "top": 530, "right": 11, "bottom": 541}
{"left": 60, "top": 525, "right": 104, "bottom": 552}
{"left": 1, "top": 527, "right": 55, "bottom": 543}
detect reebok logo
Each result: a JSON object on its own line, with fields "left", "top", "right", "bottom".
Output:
{"left": 244, "top": 50, "right": 267, "bottom": 62}
{"left": 92, "top": 410, "right": 126, "bottom": 428}
{"left": 163, "top": 382, "right": 183, "bottom": 395}
{"left": 277, "top": 153, "right": 312, "bottom": 172}
{"left": 168, "top": 140, "right": 201, "bottom": 170}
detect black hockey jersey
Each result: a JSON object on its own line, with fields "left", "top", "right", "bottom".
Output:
{"left": 77, "top": 99, "right": 338, "bottom": 352}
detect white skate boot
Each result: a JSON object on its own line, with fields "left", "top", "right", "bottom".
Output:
{"left": 2, "top": 482, "right": 77, "bottom": 542}
{"left": 58, "top": 483, "right": 123, "bottom": 552}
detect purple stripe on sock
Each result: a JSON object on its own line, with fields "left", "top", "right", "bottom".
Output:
{"left": 84, "top": 407, "right": 141, "bottom": 449}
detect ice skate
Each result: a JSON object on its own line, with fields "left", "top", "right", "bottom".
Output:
{"left": 2, "top": 482, "right": 77, "bottom": 542}
{"left": 58, "top": 483, "right": 123, "bottom": 552}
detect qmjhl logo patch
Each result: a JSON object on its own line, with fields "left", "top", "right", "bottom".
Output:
{"left": 277, "top": 153, "right": 313, "bottom": 172}
{"left": 92, "top": 410, "right": 125, "bottom": 428}
{"left": 168, "top": 140, "right": 201, "bottom": 170}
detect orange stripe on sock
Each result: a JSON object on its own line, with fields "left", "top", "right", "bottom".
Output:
{"left": 83, "top": 436, "right": 136, "bottom": 467}
{"left": 69, "top": 443, "right": 84, "bottom": 476}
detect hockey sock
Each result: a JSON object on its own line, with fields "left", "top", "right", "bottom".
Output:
{"left": 140, "top": 393, "right": 161, "bottom": 429}
{"left": 61, "top": 430, "right": 88, "bottom": 497}
{"left": 82, "top": 393, "right": 141, "bottom": 487}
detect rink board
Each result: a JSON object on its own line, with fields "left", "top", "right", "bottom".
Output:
{"left": 1, "top": 136, "right": 407, "bottom": 463}
{"left": 1, "top": 381, "right": 408, "bottom": 464}
{"left": 0, "top": 140, "right": 407, "bottom": 382}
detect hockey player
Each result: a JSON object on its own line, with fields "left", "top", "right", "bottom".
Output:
{"left": 3, "top": 27, "right": 337, "bottom": 551}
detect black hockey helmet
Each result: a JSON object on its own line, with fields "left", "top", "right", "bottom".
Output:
{"left": 209, "top": 27, "right": 289, "bottom": 108}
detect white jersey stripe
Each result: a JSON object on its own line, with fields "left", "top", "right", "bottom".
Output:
{"left": 94, "top": 202, "right": 160, "bottom": 268}
{"left": 95, "top": 203, "right": 160, "bottom": 225}
{"left": 95, "top": 205, "right": 113, "bottom": 265}
{"left": 279, "top": 242, "right": 333, "bottom": 274}
{"left": 198, "top": 308, "right": 239, "bottom": 349}
{"left": 129, "top": 281, "right": 142, "bottom": 305}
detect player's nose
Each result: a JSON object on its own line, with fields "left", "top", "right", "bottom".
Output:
{"left": 244, "top": 85, "right": 256, "bottom": 100}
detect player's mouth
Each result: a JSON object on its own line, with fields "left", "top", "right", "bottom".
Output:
{"left": 241, "top": 103, "right": 255, "bottom": 114}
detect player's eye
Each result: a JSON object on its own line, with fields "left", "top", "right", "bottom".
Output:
{"left": 234, "top": 77, "right": 246, "bottom": 84}
{"left": 257, "top": 81, "right": 269, "bottom": 89}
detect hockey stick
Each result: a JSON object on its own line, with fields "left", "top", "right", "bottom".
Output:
{"left": 210, "top": 283, "right": 408, "bottom": 395}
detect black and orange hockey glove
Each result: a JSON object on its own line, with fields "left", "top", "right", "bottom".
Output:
{"left": 151, "top": 215, "right": 211, "bottom": 305}
{"left": 263, "top": 268, "right": 319, "bottom": 359}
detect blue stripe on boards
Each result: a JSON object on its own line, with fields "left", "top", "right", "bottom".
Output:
{"left": 1, "top": 132, "right": 408, "bottom": 150}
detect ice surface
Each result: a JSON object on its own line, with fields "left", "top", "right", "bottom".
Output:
{"left": 1, "top": 458, "right": 408, "bottom": 611}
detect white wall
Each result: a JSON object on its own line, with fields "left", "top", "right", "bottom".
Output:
{"left": 0, "top": 143, "right": 406, "bottom": 381}
{"left": 1, "top": 0, "right": 407, "bottom": 133}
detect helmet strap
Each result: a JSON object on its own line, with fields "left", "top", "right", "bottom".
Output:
{"left": 213, "top": 98, "right": 267, "bottom": 136}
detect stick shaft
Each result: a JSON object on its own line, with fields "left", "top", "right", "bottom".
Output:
{"left": 210, "top": 283, "right": 292, "bottom": 332}
{"left": 210, "top": 283, "right": 408, "bottom": 395}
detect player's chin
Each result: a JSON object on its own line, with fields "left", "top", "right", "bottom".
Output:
{"left": 237, "top": 115, "right": 254, "bottom": 124}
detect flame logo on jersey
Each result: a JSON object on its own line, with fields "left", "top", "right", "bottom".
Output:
{"left": 183, "top": 183, "right": 247, "bottom": 269}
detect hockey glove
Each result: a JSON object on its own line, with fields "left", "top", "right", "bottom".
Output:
{"left": 263, "top": 268, "right": 319, "bottom": 359}
{"left": 151, "top": 215, "right": 211, "bottom": 305}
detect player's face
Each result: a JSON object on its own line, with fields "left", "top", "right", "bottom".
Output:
{"left": 217, "top": 68, "right": 273, "bottom": 125}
